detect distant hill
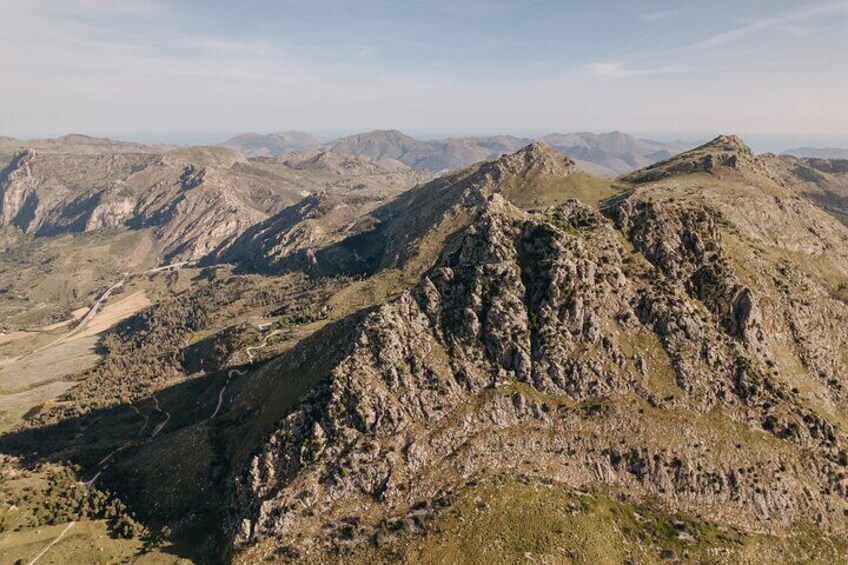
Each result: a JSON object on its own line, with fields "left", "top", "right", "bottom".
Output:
{"left": 540, "top": 131, "right": 691, "bottom": 176}
{"left": 782, "top": 147, "right": 848, "bottom": 160}
{"left": 764, "top": 153, "right": 848, "bottom": 228}
{"left": 0, "top": 133, "right": 175, "bottom": 156}
{"left": 329, "top": 130, "right": 496, "bottom": 172}
{"left": 218, "top": 131, "right": 320, "bottom": 158}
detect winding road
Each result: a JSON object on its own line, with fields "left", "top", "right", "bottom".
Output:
{"left": 83, "top": 397, "right": 165, "bottom": 489}
{"left": 23, "top": 261, "right": 195, "bottom": 359}
{"left": 245, "top": 329, "right": 281, "bottom": 364}
{"left": 200, "top": 330, "right": 276, "bottom": 423}
{"left": 206, "top": 368, "right": 246, "bottom": 421}
{"left": 202, "top": 329, "right": 278, "bottom": 423}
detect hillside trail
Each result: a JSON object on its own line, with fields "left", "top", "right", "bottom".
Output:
{"left": 148, "top": 394, "right": 171, "bottom": 439}
{"left": 84, "top": 363, "right": 246, "bottom": 487}
{"left": 26, "top": 520, "right": 75, "bottom": 565}
{"left": 84, "top": 403, "right": 149, "bottom": 489}
{"left": 203, "top": 330, "right": 280, "bottom": 421}
{"left": 201, "top": 330, "right": 278, "bottom": 422}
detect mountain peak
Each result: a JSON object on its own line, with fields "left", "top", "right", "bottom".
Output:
{"left": 623, "top": 133, "right": 770, "bottom": 183}
{"left": 493, "top": 142, "right": 576, "bottom": 175}
{"left": 698, "top": 134, "right": 752, "bottom": 154}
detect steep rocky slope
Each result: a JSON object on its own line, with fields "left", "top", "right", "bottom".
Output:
{"left": 294, "top": 143, "right": 620, "bottom": 279}
{"left": 208, "top": 192, "right": 394, "bottom": 272}
{"left": 622, "top": 135, "right": 777, "bottom": 183}
{"left": 206, "top": 137, "right": 848, "bottom": 561}
{"left": 206, "top": 151, "right": 430, "bottom": 272}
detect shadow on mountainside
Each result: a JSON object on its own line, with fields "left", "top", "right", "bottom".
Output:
{"left": 0, "top": 306, "right": 368, "bottom": 564}
{"left": 0, "top": 368, "right": 242, "bottom": 564}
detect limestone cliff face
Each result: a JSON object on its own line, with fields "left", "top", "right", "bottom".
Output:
{"left": 0, "top": 150, "right": 60, "bottom": 231}
{"left": 34, "top": 181, "right": 137, "bottom": 236}
{"left": 0, "top": 147, "right": 424, "bottom": 263}
{"left": 131, "top": 164, "right": 268, "bottom": 260}
{"left": 207, "top": 192, "right": 391, "bottom": 272}
{"left": 227, "top": 167, "right": 848, "bottom": 559}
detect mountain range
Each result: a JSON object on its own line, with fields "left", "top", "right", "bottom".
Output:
{"left": 1, "top": 133, "right": 848, "bottom": 564}
{"left": 218, "top": 129, "right": 693, "bottom": 176}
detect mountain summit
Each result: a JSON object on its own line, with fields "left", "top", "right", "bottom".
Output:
{"left": 623, "top": 134, "right": 773, "bottom": 183}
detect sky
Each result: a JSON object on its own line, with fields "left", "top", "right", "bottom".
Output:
{"left": 0, "top": 0, "right": 846, "bottom": 150}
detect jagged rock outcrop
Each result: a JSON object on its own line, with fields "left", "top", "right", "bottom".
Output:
{"left": 0, "top": 150, "right": 41, "bottom": 230}
{"left": 292, "top": 142, "right": 582, "bottom": 277}
{"left": 35, "top": 181, "right": 137, "bottom": 236}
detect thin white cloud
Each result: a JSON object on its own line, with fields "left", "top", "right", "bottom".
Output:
{"left": 587, "top": 62, "right": 640, "bottom": 78}
{"left": 683, "top": 1, "right": 848, "bottom": 50}
{"left": 357, "top": 45, "right": 377, "bottom": 61}
{"left": 586, "top": 62, "right": 690, "bottom": 79}
{"left": 0, "top": 0, "right": 846, "bottom": 141}
{"left": 640, "top": 10, "right": 678, "bottom": 22}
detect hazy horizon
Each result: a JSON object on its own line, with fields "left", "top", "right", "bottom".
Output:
{"left": 6, "top": 127, "right": 848, "bottom": 155}
{"left": 2, "top": 0, "right": 846, "bottom": 151}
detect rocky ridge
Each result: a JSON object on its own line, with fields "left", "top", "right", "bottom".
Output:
{"left": 0, "top": 147, "right": 426, "bottom": 262}
{"left": 220, "top": 139, "right": 848, "bottom": 561}
{"left": 623, "top": 135, "right": 777, "bottom": 183}
{"left": 4, "top": 136, "right": 848, "bottom": 564}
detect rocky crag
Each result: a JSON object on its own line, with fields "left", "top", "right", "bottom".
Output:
{"left": 218, "top": 138, "right": 848, "bottom": 561}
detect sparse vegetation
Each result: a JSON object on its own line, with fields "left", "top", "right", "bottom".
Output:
{"left": 0, "top": 458, "right": 143, "bottom": 539}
